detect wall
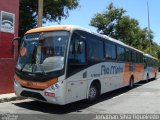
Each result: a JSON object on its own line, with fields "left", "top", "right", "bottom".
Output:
{"left": 0, "top": 0, "right": 19, "bottom": 94}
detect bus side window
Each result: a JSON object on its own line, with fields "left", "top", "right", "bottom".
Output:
{"left": 67, "top": 32, "right": 86, "bottom": 77}
{"left": 144, "top": 57, "right": 147, "bottom": 69}
{"left": 125, "top": 49, "right": 132, "bottom": 62}
{"left": 69, "top": 33, "right": 86, "bottom": 64}
{"left": 87, "top": 37, "right": 104, "bottom": 62}
{"left": 105, "top": 42, "right": 116, "bottom": 60}
{"left": 117, "top": 46, "right": 125, "bottom": 61}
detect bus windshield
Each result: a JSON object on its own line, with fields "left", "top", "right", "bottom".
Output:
{"left": 16, "top": 31, "right": 69, "bottom": 73}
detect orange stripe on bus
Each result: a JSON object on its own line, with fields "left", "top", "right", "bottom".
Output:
{"left": 123, "top": 63, "right": 131, "bottom": 85}
{"left": 26, "top": 26, "right": 71, "bottom": 34}
{"left": 123, "top": 63, "right": 143, "bottom": 85}
{"left": 14, "top": 75, "right": 58, "bottom": 90}
{"left": 135, "top": 64, "right": 143, "bottom": 81}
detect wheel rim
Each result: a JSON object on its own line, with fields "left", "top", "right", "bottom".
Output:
{"left": 89, "top": 86, "right": 97, "bottom": 99}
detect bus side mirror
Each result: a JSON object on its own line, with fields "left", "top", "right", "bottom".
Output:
{"left": 13, "top": 37, "right": 22, "bottom": 41}
{"left": 12, "top": 37, "right": 22, "bottom": 52}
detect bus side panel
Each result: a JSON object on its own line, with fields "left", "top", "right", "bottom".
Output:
{"left": 152, "top": 67, "right": 157, "bottom": 78}
{"left": 65, "top": 70, "right": 88, "bottom": 104}
{"left": 134, "top": 64, "right": 143, "bottom": 82}
{"left": 65, "top": 62, "right": 125, "bottom": 104}
{"left": 143, "top": 67, "right": 155, "bottom": 80}
{"left": 123, "top": 63, "right": 132, "bottom": 86}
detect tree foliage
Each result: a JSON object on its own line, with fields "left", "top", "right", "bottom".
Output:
{"left": 90, "top": 3, "right": 126, "bottom": 37}
{"left": 19, "top": 0, "right": 79, "bottom": 36}
{"left": 90, "top": 3, "right": 160, "bottom": 58}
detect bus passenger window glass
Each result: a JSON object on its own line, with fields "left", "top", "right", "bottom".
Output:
{"left": 69, "top": 33, "right": 86, "bottom": 64}
{"left": 136, "top": 53, "right": 142, "bottom": 63}
{"left": 88, "top": 38, "right": 104, "bottom": 61}
{"left": 132, "top": 51, "right": 136, "bottom": 62}
{"left": 140, "top": 53, "right": 143, "bottom": 63}
{"left": 125, "top": 49, "right": 131, "bottom": 62}
{"left": 117, "top": 46, "right": 125, "bottom": 61}
{"left": 67, "top": 32, "right": 86, "bottom": 77}
{"left": 105, "top": 42, "right": 116, "bottom": 60}
{"left": 143, "top": 57, "right": 147, "bottom": 68}
{"left": 136, "top": 53, "right": 139, "bottom": 63}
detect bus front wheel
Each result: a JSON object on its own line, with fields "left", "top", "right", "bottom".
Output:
{"left": 87, "top": 83, "right": 100, "bottom": 102}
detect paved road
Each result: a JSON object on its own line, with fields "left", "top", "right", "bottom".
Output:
{"left": 0, "top": 78, "right": 160, "bottom": 120}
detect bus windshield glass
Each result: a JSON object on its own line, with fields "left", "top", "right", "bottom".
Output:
{"left": 16, "top": 31, "right": 69, "bottom": 73}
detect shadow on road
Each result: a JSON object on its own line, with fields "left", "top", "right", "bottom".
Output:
{"left": 13, "top": 79, "right": 156, "bottom": 114}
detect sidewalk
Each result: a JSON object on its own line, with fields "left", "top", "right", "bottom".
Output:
{"left": 0, "top": 93, "right": 25, "bottom": 103}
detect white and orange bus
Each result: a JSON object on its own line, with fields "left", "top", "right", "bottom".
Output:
{"left": 14, "top": 25, "right": 158, "bottom": 105}
{"left": 143, "top": 54, "right": 158, "bottom": 81}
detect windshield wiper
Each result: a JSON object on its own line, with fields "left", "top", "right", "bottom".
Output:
{"left": 20, "top": 63, "right": 27, "bottom": 72}
{"left": 35, "top": 64, "right": 47, "bottom": 75}
{"left": 20, "top": 35, "right": 47, "bottom": 75}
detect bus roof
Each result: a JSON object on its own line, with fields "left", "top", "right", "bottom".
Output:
{"left": 144, "top": 54, "right": 158, "bottom": 60}
{"left": 25, "top": 25, "right": 91, "bottom": 34}
{"left": 98, "top": 34, "right": 143, "bottom": 53}
{"left": 26, "top": 25, "right": 157, "bottom": 57}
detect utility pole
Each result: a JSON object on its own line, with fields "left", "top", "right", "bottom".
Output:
{"left": 38, "top": 0, "right": 43, "bottom": 27}
{"left": 147, "top": 1, "right": 151, "bottom": 54}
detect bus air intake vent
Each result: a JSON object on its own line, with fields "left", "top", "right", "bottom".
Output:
{"left": 20, "top": 91, "right": 46, "bottom": 101}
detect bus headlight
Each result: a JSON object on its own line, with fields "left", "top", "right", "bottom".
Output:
{"left": 49, "top": 83, "right": 60, "bottom": 91}
{"left": 14, "top": 80, "right": 20, "bottom": 86}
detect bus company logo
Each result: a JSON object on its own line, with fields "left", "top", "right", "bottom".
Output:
{"left": 26, "top": 82, "right": 33, "bottom": 87}
{"left": 101, "top": 65, "right": 123, "bottom": 75}
{"left": 44, "top": 92, "right": 55, "bottom": 97}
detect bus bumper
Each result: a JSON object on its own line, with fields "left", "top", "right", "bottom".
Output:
{"left": 14, "top": 80, "right": 65, "bottom": 105}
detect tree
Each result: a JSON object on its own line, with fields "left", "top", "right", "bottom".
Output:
{"left": 90, "top": 3, "right": 160, "bottom": 58}
{"left": 90, "top": 3, "right": 126, "bottom": 38}
{"left": 19, "top": 0, "right": 79, "bottom": 36}
{"left": 157, "top": 51, "right": 160, "bottom": 60}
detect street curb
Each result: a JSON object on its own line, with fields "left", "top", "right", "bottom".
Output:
{"left": 0, "top": 96, "right": 26, "bottom": 103}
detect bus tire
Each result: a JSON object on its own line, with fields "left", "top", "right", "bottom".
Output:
{"left": 87, "top": 82, "right": 100, "bottom": 103}
{"left": 128, "top": 76, "right": 134, "bottom": 89}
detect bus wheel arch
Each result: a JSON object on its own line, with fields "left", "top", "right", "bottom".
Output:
{"left": 87, "top": 79, "right": 101, "bottom": 102}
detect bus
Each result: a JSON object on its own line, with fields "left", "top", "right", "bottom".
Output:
{"left": 143, "top": 54, "right": 158, "bottom": 81}
{"left": 14, "top": 25, "right": 158, "bottom": 105}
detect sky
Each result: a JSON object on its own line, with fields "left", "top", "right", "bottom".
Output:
{"left": 46, "top": 0, "right": 160, "bottom": 44}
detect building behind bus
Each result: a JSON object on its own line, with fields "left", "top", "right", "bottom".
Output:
{"left": 0, "top": 0, "right": 19, "bottom": 94}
